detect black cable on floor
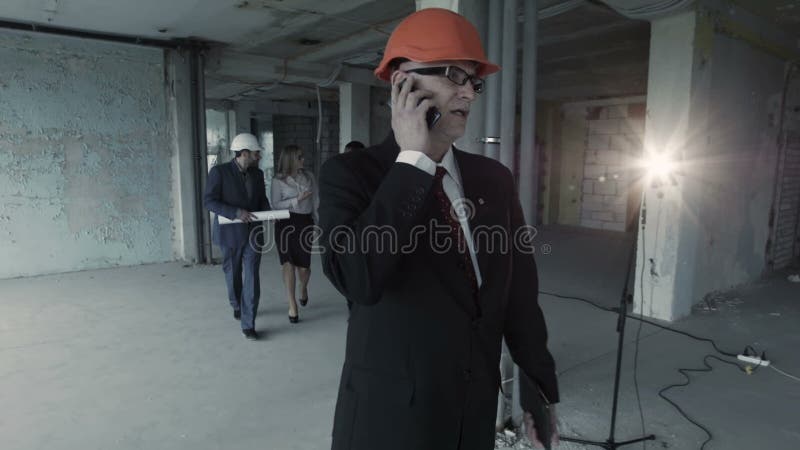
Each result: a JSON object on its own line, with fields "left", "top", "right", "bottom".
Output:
{"left": 539, "top": 290, "right": 740, "bottom": 358}
{"left": 625, "top": 315, "right": 739, "bottom": 358}
{"left": 633, "top": 211, "right": 649, "bottom": 450}
{"left": 539, "top": 290, "right": 615, "bottom": 312}
{"left": 538, "top": 289, "right": 748, "bottom": 449}
{"left": 657, "top": 355, "right": 746, "bottom": 450}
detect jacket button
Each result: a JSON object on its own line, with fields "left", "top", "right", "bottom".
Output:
{"left": 471, "top": 319, "right": 481, "bottom": 330}
{"left": 416, "top": 187, "right": 425, "bottom": 195}
{"left": 463, "top": 369, "right": 472, "bottom": 381}
{"left": 457, "top": 261, "right": 465, "bottom": 270}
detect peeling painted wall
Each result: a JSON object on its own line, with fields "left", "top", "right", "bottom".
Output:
{"left": 638, "top": 4, "right": 797, "bottom": 320}
{"left": 0, "top": 30, "right": 174, "bottom": 278}
{"left": 690, "top": 31, "right": 787, "bottom": 296}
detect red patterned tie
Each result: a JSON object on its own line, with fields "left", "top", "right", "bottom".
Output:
{"left": 432, "top": 166, "right": 479, "bottom": 294}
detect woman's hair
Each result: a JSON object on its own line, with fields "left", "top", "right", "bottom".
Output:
{"left": 276, "top": 145, "right": 303, "bottom": 178}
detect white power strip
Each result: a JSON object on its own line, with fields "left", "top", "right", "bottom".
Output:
{"left": 737, "top": 354, "right": 771, "bottom": 367}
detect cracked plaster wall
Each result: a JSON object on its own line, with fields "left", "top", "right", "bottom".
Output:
{"left": 0, "top": 29, "right": 174, "bottom": 279}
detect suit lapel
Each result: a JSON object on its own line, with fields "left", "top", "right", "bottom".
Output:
{"left": 453, "top": 149, "right": 492, "bottom": 284}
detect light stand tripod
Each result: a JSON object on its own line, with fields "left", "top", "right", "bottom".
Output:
{"left": 559, "top": 227, "right": 655, "bottom": 449}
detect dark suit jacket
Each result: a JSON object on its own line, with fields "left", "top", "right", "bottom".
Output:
{"left": 204, "top": 160, "right": 271, "bottom": 249}
{"left": 318, "top": 134, "right": 558, "bottom": 450}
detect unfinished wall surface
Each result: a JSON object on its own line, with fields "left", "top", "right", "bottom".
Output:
{"left": 690, "top": 31, "right": 787, "bottom": 296}
{"left": 580, "top": 102, "right": 646, "bottom": 232}
{"left": 0, "top": 30, "right": 174, "bottom": 279}
{"left": 318, "top": 101, "right": 340, "bottom": 167}
{"left": 537, "top": 102, "right": 558, "bottom": 225}
{"left": 369, "top": 86, "right": 392, "bottom": 146}
{"left": 273, "top": 101, "right": 338, "bottom": 178}
{"left": 556, "top": 105, "right": 588, "bottom": 226}
{"left": 636, "top": 2, "right": 798, "bottom": 321}
{"left": 767, "top": 68, "right": 800, "bottom": 269}
{"left": 273, "top": 115, "right": 316, "bottom": 172}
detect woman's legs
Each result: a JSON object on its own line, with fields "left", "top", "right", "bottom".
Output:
{"left": 297, "top": 267, "right": 311, "bottom": 305}
{"left": 282, "top": 262, "right": 298, "bottom": 317}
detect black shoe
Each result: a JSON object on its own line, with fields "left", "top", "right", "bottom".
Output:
{"left": 242, "top": 329, "right": 258, "bottom": 340}
{"left": 299, "top": 297, "right": 308, "bottom": 307}
{"left": 288, "top": 314, "right": 299, "bottom": 324}
{"left": 233, "top": 310, "right": 241, "bottom": 320}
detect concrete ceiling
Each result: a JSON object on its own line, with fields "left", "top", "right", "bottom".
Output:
{"left": 0, "top": 1, "right": 796, "bottom": 103}
{"left": 733, "top": 0, "right": 800, "bottom": 29}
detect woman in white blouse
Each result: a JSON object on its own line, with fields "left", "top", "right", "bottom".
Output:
{"left": 270, "top": 145, "right": 318, "bottom": 323}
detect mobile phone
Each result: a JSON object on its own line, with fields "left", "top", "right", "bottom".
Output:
{"left": 531, "top": 401, "right": 553, "bottom": 450}
{"left": 397, "top": 79, "right": 441, "bottom": 129}
{"left": 521, "top": 376, "right": 554, "bottom": 450}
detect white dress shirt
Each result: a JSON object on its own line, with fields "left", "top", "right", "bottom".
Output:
{"left": 396, "top": 149, "right": 483, "bottom": 288}
{"left": 270, "top": 170, "right": 319, "bottom": 222}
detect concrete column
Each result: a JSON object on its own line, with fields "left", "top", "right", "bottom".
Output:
{"left": 166, "top": 49, "right": 200, "bottom": 263}
{"left": 633, "top": 11, "right": 700, "bottom": 321}
{"left": 518, "top": 0, "right": 539, "bottom": 225}
{"left": 338, "top": 82, "right": 370, "bottom": 152}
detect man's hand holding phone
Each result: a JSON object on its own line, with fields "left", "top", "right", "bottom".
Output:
{"left": 390, "top": 72, "right": 440, "bottom": 159}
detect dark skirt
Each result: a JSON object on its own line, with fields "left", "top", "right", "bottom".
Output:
{"left": 274, "top": 212, "right": 314, "bottom": 268}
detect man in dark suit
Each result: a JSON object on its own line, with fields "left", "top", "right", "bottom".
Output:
{"left": 204, "top": 133, "right": 271, "bottom": 340}
{"left": 318, "top": 8, "right": 559, "bottom": 450}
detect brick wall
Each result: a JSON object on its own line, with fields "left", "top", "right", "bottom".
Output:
{"left": 272, "top": 101, "right": 339, "bottom": 178}
{"left": 318, "top": 101, "right": 340, "bottom": 167}
{"left": 580, "top": 103, "right": 646, "bottom": 232}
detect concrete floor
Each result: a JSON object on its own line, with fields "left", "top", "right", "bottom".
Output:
{"left": 1, "top": 226, "right": 798, "bottom": 450}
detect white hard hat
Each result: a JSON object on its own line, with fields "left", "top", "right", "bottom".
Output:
{"left": 230, "top": 133, "right": 262, "bottom": 152}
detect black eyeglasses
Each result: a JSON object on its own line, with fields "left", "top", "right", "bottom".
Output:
{"left": 404, "top": 66, "right": 485, "bottom": 93}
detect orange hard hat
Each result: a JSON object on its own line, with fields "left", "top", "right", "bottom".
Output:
{"left": 374, "top": 8, "right": 500, "bottom": 81}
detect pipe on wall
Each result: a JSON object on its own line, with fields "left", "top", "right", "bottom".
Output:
{"left": 189, "top": 46, "right": 210, "bottom": 264}
{"left": 518, "top": 0, "right": 540, "bottom": 226}
{"left": 483, "top": 0, "right": 504, "bottom": 159}
{"left": 0, "top": 19, "right": 183, "bottom": 49}
{"left": 499, "top": 0, "right": 520, "bottom": 172}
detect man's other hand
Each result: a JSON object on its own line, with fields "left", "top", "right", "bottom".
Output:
{"left": 524, "top": 407, "right": 560, "bottom": 449}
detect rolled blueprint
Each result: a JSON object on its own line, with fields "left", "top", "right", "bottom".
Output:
{"left": 218, "top": 210, "right": 290, "bottom": 225}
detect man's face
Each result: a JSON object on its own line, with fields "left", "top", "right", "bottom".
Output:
{"left": 396, "top": 59, "right": 479, "bottom": 142}
{"left": 238, "top": 150, "right": 255, "bottom": 168}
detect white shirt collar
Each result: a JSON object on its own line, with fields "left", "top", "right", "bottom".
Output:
{"left": 437, "top": 146, "right": 463, "bottom": 190}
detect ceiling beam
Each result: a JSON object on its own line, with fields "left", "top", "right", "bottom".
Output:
{"left": 293, "top": 17, "right": 402, "bottom": 63}
{"left": 205, "top": 48, "right": 384, "bottom": 88}
{"left": 539, "top": 20, "right": 645, "bottom": 46}
{"left": 233, "top": 0, "right": 387, "bottom": 52}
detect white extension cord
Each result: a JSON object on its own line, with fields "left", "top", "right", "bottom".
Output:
{"left": 737, "top": 354, "right": 771, "bottom": 367}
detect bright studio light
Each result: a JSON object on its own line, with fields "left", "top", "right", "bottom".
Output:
{"left": 641, "top": 152, "right": 675, "bottom": 180}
